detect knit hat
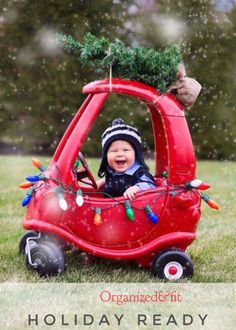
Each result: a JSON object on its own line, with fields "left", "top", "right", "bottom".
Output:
{"left": 98, "top": 118, "right": 149, "bottom": 177}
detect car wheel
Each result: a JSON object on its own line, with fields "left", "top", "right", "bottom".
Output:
{"left": 19, "top": 231, "right": 39, "bottom": 255}
{"left": 25, "top": 241, "right": 66, "bottom": 277}
{"left": 151, "top": 249, "right": 194, "bottom": 281}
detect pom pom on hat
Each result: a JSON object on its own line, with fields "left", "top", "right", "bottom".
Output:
{"left": 112, "top": 118, "right": 125, "bottom": 125}
{"left": 98, "top": 118, "right": 148, "bottom": 177}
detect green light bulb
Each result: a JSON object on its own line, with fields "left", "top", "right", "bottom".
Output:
{"left": 124, "top": 201, "right": 134, "bottom": 221}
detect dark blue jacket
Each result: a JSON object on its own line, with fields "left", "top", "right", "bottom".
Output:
{"left": 103, "top": 162, "right": 155, "bottom": 198}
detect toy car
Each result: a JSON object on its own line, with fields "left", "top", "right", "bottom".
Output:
{"left": 19, "top": 78, "right": 214, "bottom": 280}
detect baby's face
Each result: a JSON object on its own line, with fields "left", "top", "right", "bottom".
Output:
{"left": 107, "top": 140, "right": 135, "bottom": 173}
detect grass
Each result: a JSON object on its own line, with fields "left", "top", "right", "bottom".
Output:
{"left": 0, "top": 155, "right": 235, "bottom": 283}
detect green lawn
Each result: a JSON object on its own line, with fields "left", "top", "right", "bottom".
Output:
{"left": 0, "top": 155, "right": 235, "bottom": 283}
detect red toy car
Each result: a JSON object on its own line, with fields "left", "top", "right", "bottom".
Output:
{"left": 19, "top": 78, "right": 215, "bottom": 280}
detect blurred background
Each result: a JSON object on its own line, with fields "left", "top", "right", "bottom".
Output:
{"left": 0, "top": 0, "right": 235, "bottom": 160}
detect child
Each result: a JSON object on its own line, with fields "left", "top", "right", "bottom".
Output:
{"left": 97, "top": 118, "right": 156, "bottom": 199}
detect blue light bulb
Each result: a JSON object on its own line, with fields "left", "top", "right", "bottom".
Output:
{"left": 26, "top": 175, "right": 46, "bottom": 182}
{"left": 21, "top": 187, "right": 34, "bottom": 207}
{"left": 147, "top": 212, "right": 159, "bottom": 224}
{"left": 22, "top": 194, "right": 32, "bottom": 207}
{"left": 145, "top": 205, "right": 159, "bottom": 224}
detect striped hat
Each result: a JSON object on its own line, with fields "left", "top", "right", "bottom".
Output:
{"left": 98, "top": 118, "right": 149, "bottom": 177}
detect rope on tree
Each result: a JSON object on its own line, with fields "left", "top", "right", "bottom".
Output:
{"left": 56, "top": 32, "right": 182, "bottom": 93}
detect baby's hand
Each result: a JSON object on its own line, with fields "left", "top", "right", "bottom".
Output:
{"left": 123, "top": 185, "right": 140, "bottom": 200}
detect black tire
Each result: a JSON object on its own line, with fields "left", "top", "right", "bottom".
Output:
{"left": 151, "top": 249, "right": 194, "bottom": 281}
{"left": 25, "top": 241, "right": 66, "bottom": 277}
{"left": 19, "top": 231, "right": 39, "bottom": 255}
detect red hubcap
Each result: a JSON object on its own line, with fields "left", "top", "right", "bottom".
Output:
{"left": 169, "top": 266, "right": 178, "bottom": 275}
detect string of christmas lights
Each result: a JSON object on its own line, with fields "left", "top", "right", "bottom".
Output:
{"left": 19, "top": 158, "right": 220, "bottom": 225}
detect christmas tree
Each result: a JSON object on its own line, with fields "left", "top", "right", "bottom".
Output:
{"left": 56, "top": 32, "right": 182, "bottom": 93}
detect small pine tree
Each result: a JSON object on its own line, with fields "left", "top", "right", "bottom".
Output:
{"left": 56, "top": 32, "right": 182, "bottom": 93}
